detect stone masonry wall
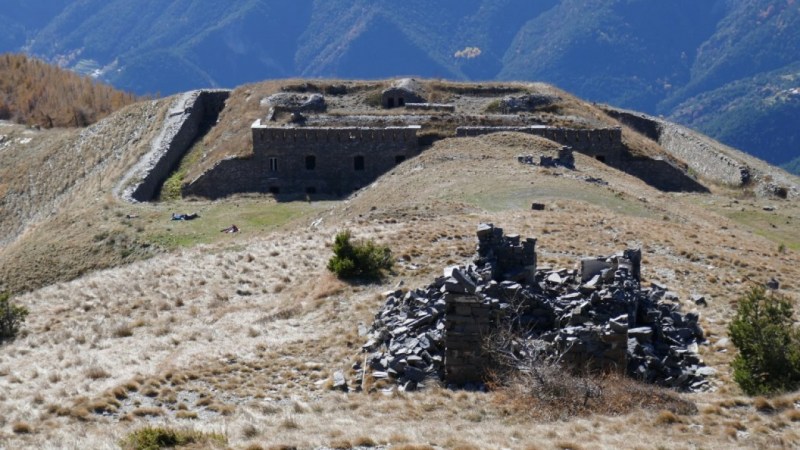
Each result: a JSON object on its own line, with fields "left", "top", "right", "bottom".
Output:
{"left": 185, "top": 124, "right": 420, "bottom": 198}
{"left": 658, "top": 124, "right": 751, "bottom": 186}
{"left": 457, "top": 126, "right": 623, "bottom": 164}
{"left": 120, "top": 90, "right": 230, "bottom": 202}
{"left": 607, "top": 109, "right": 750, "bottom": 187}
{"left": 444, "top": 296, "right": 493, "bottom": 385}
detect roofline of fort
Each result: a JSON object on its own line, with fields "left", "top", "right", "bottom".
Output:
{"left": 251, "top": 119, "right": 422, "bottom": 130}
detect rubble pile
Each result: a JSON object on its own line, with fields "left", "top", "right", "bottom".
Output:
{"left": 517, "top": 146, "right": 575, "bottom": 169}
{"left": 359, "top": 224, "right": 711, "bottom": 392}
{"left": 261, "top": 92, "right": 327, "bottom": 112}
{"left": 500, "top": 93, "right": 560, "bottom": 113}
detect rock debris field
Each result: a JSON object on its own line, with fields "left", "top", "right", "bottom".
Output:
{"left": 355, "top": 223, "right": 712, "bottom": 392}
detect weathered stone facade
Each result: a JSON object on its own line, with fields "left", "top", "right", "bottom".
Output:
{"left": 184, "top": 123, "right": 420, "bottom": 198}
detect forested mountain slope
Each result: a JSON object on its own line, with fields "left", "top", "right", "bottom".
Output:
{"left": 1, "top": 0, "right": 798, "bottom": 167}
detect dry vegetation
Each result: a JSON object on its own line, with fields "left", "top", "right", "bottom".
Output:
{"left": 0, "top": 79, "right": 799, "bottom": 448}
{"left": 0, "top": 53, "right": 139, "bottom": 128}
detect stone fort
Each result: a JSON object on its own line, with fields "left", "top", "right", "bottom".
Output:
{"left": 126, "top": 80, "right": 742, "bottom": 201}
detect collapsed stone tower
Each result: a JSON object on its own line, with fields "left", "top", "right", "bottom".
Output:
{"left": 360, "top": 224, "right": 709, "bottom": 392}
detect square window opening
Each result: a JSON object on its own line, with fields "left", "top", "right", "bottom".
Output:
{"left": 354, "top": 155, "right": 365, "bottom": 171}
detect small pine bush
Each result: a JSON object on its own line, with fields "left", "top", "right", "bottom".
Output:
{"left": 0, "top": 292, "right": 28, "bottom": 343}
{"left": 729, "top": 285, "right": 800, "bottom": 395}
{"left": 327, "top": 230, "right": 393, "bottom": 281}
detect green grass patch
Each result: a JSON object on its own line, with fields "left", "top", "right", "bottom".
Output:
{"left": 725, "top": 210, "right": 800, "bottom": 251}
{"left": 121, "top": 426, "right": 226, "bottom": 450}
{"left": 458, "top": 184, "right": 655, "bottom": 218}
{"left": 159, "top": 141, "right": 206, "bottom": 201}
{"left": 143, "top": 198, "right": 329, "bottom": 250}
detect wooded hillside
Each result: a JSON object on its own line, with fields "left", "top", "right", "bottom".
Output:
{"left": 0, "top": 53, "right": 139, "bottom": 128}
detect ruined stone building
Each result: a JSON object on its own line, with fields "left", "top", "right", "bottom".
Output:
{"left": 381, "top": 78, "right": 426, "bottom": 108}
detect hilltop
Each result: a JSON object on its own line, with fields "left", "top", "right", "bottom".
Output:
{"left": 0, "top": 78, "right": 798, "bottom": 448}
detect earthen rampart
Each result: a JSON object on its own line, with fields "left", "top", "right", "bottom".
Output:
{"left": 457, "top": 126, "right": 623, "bottom": 163}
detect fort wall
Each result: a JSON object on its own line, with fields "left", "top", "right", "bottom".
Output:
{"left": 607, "top": 109, "right": 750, "bottom": 187}
{"left": 120, "top": 89, "right": 229, "bottom": 202}
{"left": 185, "top": 124, "right": 420, "bottom": 198}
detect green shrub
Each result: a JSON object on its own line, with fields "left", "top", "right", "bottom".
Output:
{"left": 327, "top": 230, "right": 393, "bottom": 281}
{"left": 121, "top": 426, "right": 226, "bottom": 450}
{"left": 0, "top": 292, "right": 28, "bottom": 343}
{"left": 729, "top": 285, "right": 800, "bottom": 395}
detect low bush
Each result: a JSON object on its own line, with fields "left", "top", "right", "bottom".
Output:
{"left": 121, "top": 426, "right": 226, "bottom": 450}
{"left": 0, "top": 291, "right": 28, "bottom": 343}
{"left": 729, "top": 285, "right": 800, "bottom": 395}
{"left": 327, "top": 231, "right": 393, "bottom": 281}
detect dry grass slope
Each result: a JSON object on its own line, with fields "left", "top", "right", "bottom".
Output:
{"left": 0, "top": 79, "right": 798, "bottom": 448}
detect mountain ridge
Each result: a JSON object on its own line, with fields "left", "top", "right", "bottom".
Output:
{"left": 1, "top": 0, "right": 798, "bottom": 167}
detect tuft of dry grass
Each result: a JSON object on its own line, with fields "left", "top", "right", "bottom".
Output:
{"left": 753, "top": 397, "right": 775, "bottom": 413}
{"left": 241, "top": 423, "right": 259, "bottom": 439}
{"left": 131, "top": 406, "right": 163, "bottom": 417}
{"left": 655, "top": 410, "right": 683, "bottom": 425}
{"left": 554, "top": 441, "right": 584, "bottom": 450}
{"left": 352, "top": 436, "right": 378, "bottom": 447}
{"left": 329, "top": 439, "right": 352, "bottom": 449}
{"left": 12, "top": 421, "right": 33, "bottom": 434}
{"left": 492, "top": 368, "right": 696, "bottom": 421}
{"left": 176, "top": 410, "right": 198, "bottom": 420}
{"left": 112, "top": 323, "right": 134, "bottom": 338}
{"left": 84, "top": 366, "right": 110, "bottom": 380}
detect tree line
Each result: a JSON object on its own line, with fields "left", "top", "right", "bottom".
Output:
{"left": 0, "top": 53, "right": 140, "bottom": 128}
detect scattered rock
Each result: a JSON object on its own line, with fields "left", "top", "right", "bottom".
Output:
{"left": 692, "top": 294, "right": 707, "bottom": 307}
{"left": 500, "top": 94, "right": 560, "bottom": 113}
{"left": 766, "top": 278, "right": 780, "bottom": 290}
{"left": 333, "top": 371, "right": 348, "bottom": 391}
{"left": 261, "top": 93, "right": 326, "bottom": 112}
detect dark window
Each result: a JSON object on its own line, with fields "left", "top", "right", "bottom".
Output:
{"left": 269, "top": 157, "right": 278, "bottom": 172}
{"left": 395, "top": 155, "right": 406, "bottom": 164}
{"left": 398, "top": 97, "right": 405, "bottom": 107}
{"left": 354, "top": 155, "right": 365, "bottom": 171}
{"left": 595, "top": 155, "right": 606, "bottom": 163}
{"left": 306, "top": 187, "right": 317, "bottom": 195}
{"left": 269, "top": 186, "right": 280, "bottom": 194}
{"left": 305, "top": 155, "right": 316, "bottom": 170}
